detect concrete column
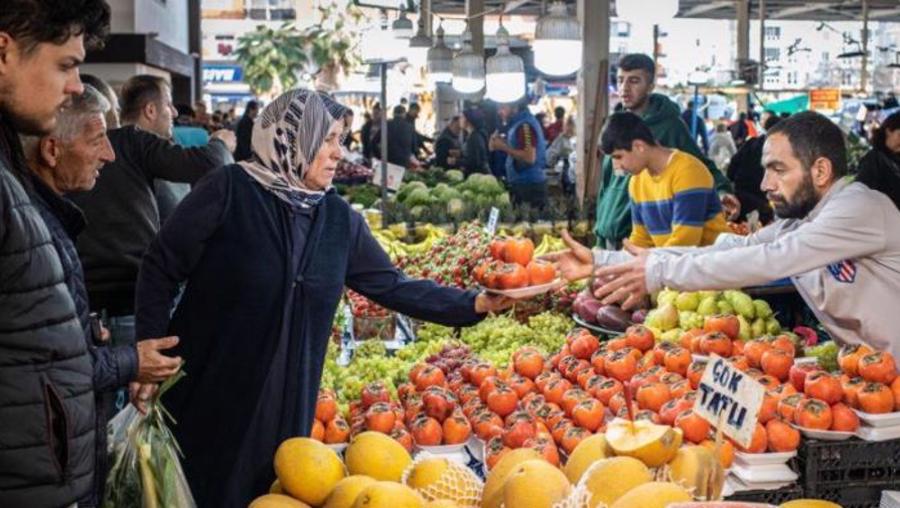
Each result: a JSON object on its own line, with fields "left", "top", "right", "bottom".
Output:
{"left": 862, "top": 0, "right": 869, "bottom": 93}
{"left": 576, "top": 0, "right": 609, "bottom": 207}
{"left": 466, "top": 0, "right": 485, "bottom": 55}
{"left": 422, "top": 0, "right": 433, "bottom": 37}
{"left": 736, "top": 0, "right": 750, "bottom": 112}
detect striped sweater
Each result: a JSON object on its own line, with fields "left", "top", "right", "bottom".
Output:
{"left": 628, "top": 149, "right": 729, "bottom": 248}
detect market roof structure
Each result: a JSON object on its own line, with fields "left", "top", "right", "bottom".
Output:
{"left": 430, "top": 0, "right": 900, "bottom": 23}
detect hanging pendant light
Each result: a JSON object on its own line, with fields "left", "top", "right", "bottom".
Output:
{"left": 452, "top": 27, "right": 485, "bottom": 94}
{"left": 392, "top": 10, "right": 414, "bottom": 39}
{"left": 533, "top": 1, "right": 582, "bottom": 77}
{"left": 427, "top": 24, "right": 453, "bottom": 86}
{"left": 408, "top": 15, "right": 433, "bottom": 67}
{"left": 486, "top": 25, "right": 525, "bottom": 103}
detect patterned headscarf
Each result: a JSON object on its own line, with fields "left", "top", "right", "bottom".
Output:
{"left": 238, "top": 89, "right": 349, "bottom": 208}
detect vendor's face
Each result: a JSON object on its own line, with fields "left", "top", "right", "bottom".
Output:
{"left": 303, "top": 120, "right": 344, "bottom": 190}
{"left": 761, "top": 133, "right": 823, "bottom": 219}
{"left": 616, "top": 68, "right": 653, "bottom": 112}
{"left": 885, "top": 128, "right": 900, "bottom": 154}
{"left": 609, "top": 142, "right": 648, "bottom": 175}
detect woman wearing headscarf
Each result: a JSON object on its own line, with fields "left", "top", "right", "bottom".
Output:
{"left": 857, "top": 111, "right": 900, "bottom": 211}
{"left": 134, "top": 90, "right": 511, "bottom": 507}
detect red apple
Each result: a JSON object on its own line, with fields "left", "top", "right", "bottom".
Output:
{"left": 789, "top": 363, "right": 822, "bottom": 393}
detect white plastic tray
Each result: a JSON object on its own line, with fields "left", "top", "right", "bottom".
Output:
{"left": 791, "top": 424, "right": 855, "bottom": 441}
{"left": 856, "top": 423, "right": 900, "bottom": 442}
{"left": 733, "top": 450, "right": 796, "bottom": 466}
{"left": 731, "top": 463, "right": 799, "bottom": 484}
{"left": 853, "top": 409, "right": 900, "bottom": 428}
{"left": 466, "top": 436, "right": 485, "bottom": 462}
{"left": 482, "top": 278, "right": 566, "bottom": 300}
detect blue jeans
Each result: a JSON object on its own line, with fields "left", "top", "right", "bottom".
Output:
{"left": 104, "top": 314, "right": 135, "bottom": 410}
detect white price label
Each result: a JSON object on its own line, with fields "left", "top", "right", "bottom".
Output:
{"left": 694, "top": 354, "right": 766, "bottom": 448}
{"left": 485, "top": 207, "right": 500, "bottom": 236}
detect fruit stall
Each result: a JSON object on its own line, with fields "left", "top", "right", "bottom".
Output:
{"left": 249, "top": 220, "right": 900, "bottom": 508}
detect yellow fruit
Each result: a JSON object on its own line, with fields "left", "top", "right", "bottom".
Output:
{"left": 609, "top": 482, "right": 691, "bottom": 508}
{"left": 345, "top": 431, "right": 413, "bottom": 482}
{"left": 324, "top": 476, "right": 378, "bottom": 508}
{"left": 667, "top": 446, "right": 725, "bottom": 501}
{"left": 780, "top": 501, "right": 842, "bottom": 508}
{"left": 404, "top": 458, "right": 481, "bottom": 508}
{"left": 270, "top": 479, "right": 283, "bottom": 494}
{"left": 563, "top": 433, "right": 612, "bottom": 484}
{"left": 274, "top": 438, "right": 345, "bottom": 506}
{"left": 605, "top": 419, "right": 683, "bottom": 467}
{"left": 249, "top": 494, "right": 312, "bottom": 508}
{"left": 577, "top": 457, "right": 652, "bottom": 507}
{"left": 502, "top": 459, "right": 571, "bottom": 508}
{"left": 426, "top": 502, "right": 460, "bottom": 508}
{"left": 480, "top": 448, "right": 543, "bottom": 508}
{"left": 352, "top": 481, "right": 425, "bottom": 508}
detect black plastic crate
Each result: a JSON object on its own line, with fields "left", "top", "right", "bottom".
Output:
{"left": 725, "top": 483, "right": 804, "bottom": 504}
{"left": 797, "top": 437, "right": 900, "bottom": 490}
{"left": 806, "top": 480, "right": 898, "bottom": 508}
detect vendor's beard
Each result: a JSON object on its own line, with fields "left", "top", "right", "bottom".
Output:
{"left": 768, "top": 172, "right": 819, "bottom": 219}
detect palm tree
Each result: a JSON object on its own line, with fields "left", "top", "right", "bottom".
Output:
{"left": 234, "top": 22, "right": 308, "bottom": 97}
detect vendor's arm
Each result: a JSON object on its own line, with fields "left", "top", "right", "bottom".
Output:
{"left": 645, "top": 194, "right": 886, "bottom": 293}
{"left": 345, "top": 213, "right": 500, "bottom": 326}
{"left": 135, "top": 167, "right": 231, "bottom": 338}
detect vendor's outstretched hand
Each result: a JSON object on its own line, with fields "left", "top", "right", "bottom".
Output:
{"left": 593, "top": 240, "right": 650, "bottom": 310}
{"left": 541, "top": 230, "right": 594, "bottom": 282}
{"left": 475, "top": 293, "right": 514, "bottom": 315}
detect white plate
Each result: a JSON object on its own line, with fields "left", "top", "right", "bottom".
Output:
{"left": 733, "top": 450, "right": 796, "bottom": 466}
{"left": 853, "top": 409, "right": 900, "bottom": 428}
{"left": 326, "top": 443, "right": 348, "bottom": 454}
{"left": 791, "top": 424, "right": 855, "bottom": 441}
{"left": 482, "top": 278, "right": 566, "bottom": 300}
{"left": 415, "top": 443, "right": 467, "bottom": 454}
{"left": 466, "top": 436, "right": 485, "bottom": 462}
{"left": 855, "top": 423, "right": 900, "bottom": 442}
{"left": 727, "top": 473, "right": 796, "bottom": 495}
{"left": 731, "top": 463, "right": 798, "bottom": 484}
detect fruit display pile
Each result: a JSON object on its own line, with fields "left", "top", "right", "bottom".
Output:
{"left": 395, "top": 222, "right": 493, "bottom": 289}
{"left": 394, "top": 172, "right": 510, "bottom": 222}
{"left": 473, "top": 237, "right": 559, "bottom": 291}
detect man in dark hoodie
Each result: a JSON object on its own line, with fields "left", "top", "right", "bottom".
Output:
{"left": 595, "top": 54, "right": 738, "bottom": 248}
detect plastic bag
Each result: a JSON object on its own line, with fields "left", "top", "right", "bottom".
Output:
{"left": 103, "top": 371, "right": 196, "bottom": 508}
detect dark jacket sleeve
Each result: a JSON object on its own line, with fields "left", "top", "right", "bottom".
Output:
{"left": 132, "top": 128, "right": 234, "bottom": 184}
{"left": 344, "top": 212, "right": 482, "bottom": 327}
{"left": 135, "top": 168, "right": 231, "bottom": 339}
{"left": 856, "top": 148, "right": 900, "bottom": 212}
{"left": 462, "top": 133, "right": 488, "bottom": 174}
{"left": 90, "top": 343, "right": 138, "bottom": 391}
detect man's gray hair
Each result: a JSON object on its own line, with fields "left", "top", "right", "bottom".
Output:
{"left": 21, "top": 84, "right": 111, "bottom": 159}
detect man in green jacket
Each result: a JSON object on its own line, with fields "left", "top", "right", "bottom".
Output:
{"left": 595, "top": 54, "right": 739, "bottom": 248}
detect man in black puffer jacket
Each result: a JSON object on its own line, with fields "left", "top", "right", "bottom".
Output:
{"left": 0, "top": 2, "right": 111, "bottom": 506}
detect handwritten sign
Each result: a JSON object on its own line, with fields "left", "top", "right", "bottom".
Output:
{"left": 485, "top": 207, "right": 500, "bottom": 236}
{"left": 694, "top": 354, "right": 766, "bottom": 448}
{"left": 371, "top": 160, "right": 406, "bottom": 192}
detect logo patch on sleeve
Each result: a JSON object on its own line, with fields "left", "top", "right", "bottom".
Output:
{"left": 827, "top": 259, "right": 857, "bottom": 283}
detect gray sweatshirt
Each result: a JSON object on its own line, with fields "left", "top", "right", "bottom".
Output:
{"left": 595, "top": 178, "right": 900, "bottom": 358}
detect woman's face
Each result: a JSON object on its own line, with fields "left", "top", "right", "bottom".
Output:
{"left": 885, "top": 128, "right": 900, "bottom": 154}
{"left": 303, "top": 120, "right": 344, "bottom": 190}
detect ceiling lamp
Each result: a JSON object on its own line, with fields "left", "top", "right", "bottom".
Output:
{"left": 427, "top": 24, "right": 453, "bottom": 86}
{"left": 486, "top": 25, "right": 525, "bottom": 103}
{"left": 615, "top": 0, "right": 679, "bottom": 26}
{"left": 392, "top": 11, "right": 414, "bottom": 39}
{"left": 452, "top": 27, "right": 485, "bottom": 94}
{"left": 533, "top": 1, "right": 582, "bottom": 76}
{"left": 407, "top": 15, "right": 432, "bottom": 67}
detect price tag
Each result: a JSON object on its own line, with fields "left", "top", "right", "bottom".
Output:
{"left": 485, "top": 207, "right": 500, "bottom": 236}
{"left": 694, "top": 354, "right": 766, "bottom": 448}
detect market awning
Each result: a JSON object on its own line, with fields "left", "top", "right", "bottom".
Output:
{"left": 762, "top": 94, "right": 810, "bottom": 115}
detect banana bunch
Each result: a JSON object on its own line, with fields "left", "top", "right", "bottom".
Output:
{"left": 372, "top": 223, "right": 447, "bottom": 262}
{"left": 534, "top": 234, "right": 566, "bottom": 257}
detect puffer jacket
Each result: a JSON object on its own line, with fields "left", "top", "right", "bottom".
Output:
{"left": 0, "top": 120, "right": 95, "bottom": 507}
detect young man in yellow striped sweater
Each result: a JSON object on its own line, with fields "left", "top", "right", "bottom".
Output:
{"left": 600, "top": 112, "right": 729, "bottom": 248}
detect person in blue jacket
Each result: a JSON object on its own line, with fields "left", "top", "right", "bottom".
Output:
{"left": 133, "top": 89, "right": 512, "bottom": 508}
{"left": 489, "top": 100, "right": 548, "bottom": 209}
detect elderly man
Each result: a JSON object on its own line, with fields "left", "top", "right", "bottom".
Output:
{"left": 21, "top": 84, "right": 182, "bottom": 507}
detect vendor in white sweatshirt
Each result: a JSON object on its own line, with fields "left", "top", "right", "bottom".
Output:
{"left": 552, "top": 111, "right": 900, "bottom": 358}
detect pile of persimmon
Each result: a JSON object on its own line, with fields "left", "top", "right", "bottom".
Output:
{"left": 397, "top": 363, "right": 473, "bottom": 449}
{"left": 474, "top": 237, "right": 557, "bottom": 290}
{"left": 344, "top": 382, "right": 416, "bottom": 453}
{"left": 837, "top": 345, "right": 900, "bottom": 414}
{"left": 311, "top": 389, "right": 351, "bottom": 445}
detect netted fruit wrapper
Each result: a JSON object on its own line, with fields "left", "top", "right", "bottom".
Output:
{"left": 402, "top": 455, "right": 483, "bottom": 507}
{"left": 102, "top": 371, "right": 195, "bottom": 508}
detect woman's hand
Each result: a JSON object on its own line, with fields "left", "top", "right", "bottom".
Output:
{"left": 541, "top": 230, "right": 595, "bottom": 282}
{"left": 474, "top": 293, "right": 514, "bottom": 314}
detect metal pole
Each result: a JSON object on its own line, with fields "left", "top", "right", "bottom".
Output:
{"left": 380, "top": 61, "right": 389, "bottom": 231}
{"left": 653, "top": 24, "right": 660, "bottom": 65}
{"left": 691, "top": 85, "right": 700, "bottom": 140}
{"left": 759, "top": 0, "right": 766, "bottom": 90}
{"left": 861, "top": 0, "right": 869, "bottom": 94}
